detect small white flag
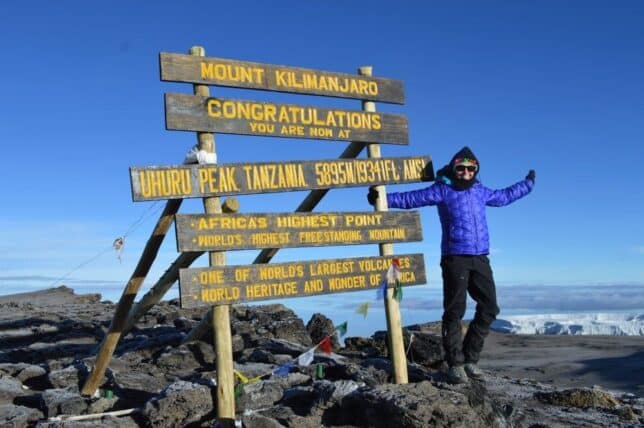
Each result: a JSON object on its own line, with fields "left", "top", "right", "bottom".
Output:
{"left": 298, "top": 348, "right": 315, "bottom": 366}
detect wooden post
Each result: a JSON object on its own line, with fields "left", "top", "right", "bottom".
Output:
{"left": 190, "top": 46, "right": 235, "bottom": 428}
{"left": 361, "top": 65, "right": 408, "bottom": 384}
{"left": 123, "top": 197, "right": 239, "bottom": 335}
{"left": 81, "top": 198, "right": 182, "bottom": 396}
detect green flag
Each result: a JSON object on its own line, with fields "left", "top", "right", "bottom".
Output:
{"left": 355, "top": 302, "right": 370, "bottom": 318}
{"left": 335, "top": 321, "right": 348, "bottom": 337}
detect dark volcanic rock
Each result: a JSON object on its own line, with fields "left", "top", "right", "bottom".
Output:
{"left": 535, "top": 387, "right": 620, "bottom": 409}
{"left": 142, "top": 380, "right": 214, "bottom": 427}
{"left": 0, "top": 374, "right": 27, "bottom": 404}
{"left": 47, "top": 363, "right": 88, "bottom": 390}
{"left": 1, "top": 287, "right": 642, "bottom": 428}
{"left": 306, "top": 313, "right": 338, "bottom": 349}
{"left": 0, "top": 403, "right": 43, "bottom": 427}
{"left": 40, "top": 387, "right": 88, "bottom": 418}
{"left": 326, "top": 381, "right": 504, "bottom": 428}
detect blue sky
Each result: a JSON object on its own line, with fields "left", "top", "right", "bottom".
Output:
{"left": 1, "top": 1, "right": 643, "bottom": 320}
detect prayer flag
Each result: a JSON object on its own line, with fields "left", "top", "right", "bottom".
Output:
{"left": 319, "top": 336, "right": 332, "bottom": 354}
{"left": 273, "top": 361, "right": 294, "bottom": 377}
{"left": 376, "top": 279, "right": 387, "bottom": 300}
{"left": 355, "top": 302, "right": 370, "bottom": 318}
{"left": 335, "top": 321, "right": 348, "bottom": 337}
{"left": 298, "top": 348, "right": 315, "bottom": 366}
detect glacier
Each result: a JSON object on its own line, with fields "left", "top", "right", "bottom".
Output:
{"left": 491, "top": 312, "right": 644, "bottom": 336}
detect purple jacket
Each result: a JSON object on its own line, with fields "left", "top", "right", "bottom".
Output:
{"left": 387, "top": 178, "right": 534, "bottom": 255}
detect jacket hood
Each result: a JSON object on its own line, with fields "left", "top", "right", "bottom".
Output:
{"left": 436, "top": 146, "right": 480, "bottom": 190}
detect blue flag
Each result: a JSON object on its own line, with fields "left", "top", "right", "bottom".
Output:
{"left": 273, "top": 361, "right": 294, "bottom": 377}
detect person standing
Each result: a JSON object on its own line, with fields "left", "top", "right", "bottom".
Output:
{"left": 368, "top": 147, "right": 535, "bottom": 383}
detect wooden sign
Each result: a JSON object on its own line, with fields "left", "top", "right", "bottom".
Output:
{"left": 165, "top": 93, "right": 408, "bottom": 145}
{"left": 130, "top": 156, "right": 433, "bottom": 201}
{"left": 175, "top": 211, "right": 422, "bottom": 251}
{"left": 179, "top": 253, "right": 426, "bottom": 308}
{"left": 159, "top": 53, "right": 405, "bottom": 104}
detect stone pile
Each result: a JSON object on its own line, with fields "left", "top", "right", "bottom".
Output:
{"left": 0, "top": 287, "right": 641, "bottom": 427}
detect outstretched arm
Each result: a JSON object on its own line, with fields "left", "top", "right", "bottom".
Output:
{"left": 386, "top": 184, "right": 444, "bottom": 209}
{"left": 485, "top": 171, "right": 535, "bottom": 207}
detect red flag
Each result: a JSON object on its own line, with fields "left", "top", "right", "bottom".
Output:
{"left": 392, "top": 258, "right": 400, "bottom": 268}
{"left": 319, "top": 336, "right": 332, "bottom": 354}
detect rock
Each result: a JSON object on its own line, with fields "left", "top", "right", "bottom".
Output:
{"left": 186, "top": 341, "right": 215, "bottom": 366}
{"left": 306, "top": 313, "right": 338, "bottom": 349}
{"left": 241, "top": 412, "right": 287, "bottom": 428}
{"left": 106, "top": 360, "right": 166, "bottom": 404}
{"left": 251, "top": 405, "right": 322, "bottom": 428}
{"left": 342, "top": 336, "right": 387, "bottom": 358}
{"left": 0, "top": 374, "right": 27, "bottom": 404}
{"left": 535, "top": 387, "right": 620, "bottom": 409}
{"left": 142, "top": 380, "right": 214, "bottom": 427}
{"left": 0, "top": 403, "right": 43, "bottom": 427}
{"left": 259, "top": 339, "right": 310, "bottom": 357}
{"left": 87, "top": 396, "right": 118, "bottom": 414}
{"left": 40, "top": 388, "right": 88, "bottom": 418}
{"left": 154, "top": 345, "right": 203, "bottom": 378}
{"left": 17, "top": 365, "right": 48, "bottom": 386}
{"left": 48, "top": 363, "right": 87, "bottom": 390}
{"left": 327, "top": 381, "right": 502, "bottom": 427}
{"left": 405, "top": 331, "right": 443, "bottom": 367}
{"left": 237, "top": 380, "right": 285, "bottom": 411}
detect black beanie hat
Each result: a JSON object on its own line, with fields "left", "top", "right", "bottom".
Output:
{"left": 437, "top": 146, "right": 479, "bottom": 191}
{"left": 449, "top": 146, "right": 479, "bottom": 171}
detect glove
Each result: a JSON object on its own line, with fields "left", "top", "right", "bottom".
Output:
{"left": 367, "top": 187, "right": 379, "bottom": 206}
{"left": 526, "top": 170, "right": 535, "bottom": 183}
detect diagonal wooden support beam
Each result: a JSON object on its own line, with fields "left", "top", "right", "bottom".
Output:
{"left": 81, "top": 199, "right": 182, "bottom": 396}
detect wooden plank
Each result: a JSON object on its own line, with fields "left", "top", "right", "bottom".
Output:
{"left": 130, "top": 156, "right": 434, "bottom": 202}
{"left": 165, "top": 93, "right": 408, "bottom": 145}
{"left": 175, "top": 211, "right": 422, "bottom": 251}
{"left": 159, "top": 52, "right": 405, "bottom": 104}
{"left": 178, "top": 253, "right": 426, "bottom": 308}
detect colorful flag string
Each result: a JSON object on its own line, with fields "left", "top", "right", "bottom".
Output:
{"left": 235, "top": 321, "right": 349, "bottom": 384}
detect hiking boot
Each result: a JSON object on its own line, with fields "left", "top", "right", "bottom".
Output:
{"left": 447, "top": 365, "right": 469, "bottom": 384}
{"left": 464, "top": 363, "right": 485, "bottom": 380}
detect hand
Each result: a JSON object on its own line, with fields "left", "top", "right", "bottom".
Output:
{"left": 526, "top": 169, "right": 536, "bottom": 183}
{"left": 367, "top": 187, "right": 379, "bottom": 206}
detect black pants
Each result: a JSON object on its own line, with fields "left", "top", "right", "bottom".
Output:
{"left": 441, "top": 255, "right": 499, "bottom": 367}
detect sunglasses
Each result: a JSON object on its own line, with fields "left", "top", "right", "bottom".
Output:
{"left": 455, "top": 165, "right": 477, "bottom": 173}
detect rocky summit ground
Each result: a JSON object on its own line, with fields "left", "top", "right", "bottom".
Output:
{"left": 0, "top": 286, "right": 642, "bottom": 427}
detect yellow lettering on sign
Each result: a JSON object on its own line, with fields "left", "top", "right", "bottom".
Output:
{"left": 249, "top": 232, "right": 290, "bottom": 246}
{"left": 196, "top": 216, "right": 268, "bottom": 230}
{"left": 403, "top": 158, "right": 425, "bottom": 180}
{"left": 243, "top": 164, "right": 308, "bottom": 191}
{"left": 196, "top": 234, "right": 243, "bottom": 248}
{"left": 298, "top": 230, "right": 362, "bottom": 244}
{"left": 309, "top": 261, "right": 355, "bottom": 277}
{"left": 199, "top": 270, "right": 225, "bottom": 285}
{"left": 345, "top": 214, "right": 383, "bottom": 227}
{"left": 356, "top": 257, "right": 411, "bottom": 272}
{"left": 258, "top": 264, "right": 304, "bottom": 280}
{"left": 201, "top": 287, "right": 240, "bottom": 303}
{"left": 273, "top": 70, "right": 379, "bottom": 96}
{"left": 200, "top": 62, "right": 265, "bottom": 84}
{"left": 327, "top": 275, "right": 366, "bottom": 291}
{"left": 275, "top": 214, "right": 338, "bottom": 229}
{"left": 205, "top": 99, "right": 382, "bottom": 131}
{"left": 138, "top": 169, "right": 192, "bottom": 198}
{"left": 400, "top": 271, "right": 416, "bottom": 283}
{"left": 304, "top": 279, "right": 324, "bottom": 293}
{"left": 367, "top": 228, "right": 407, "bottom": 241}
{"left": 244, "top": 281, "right": 298, "bottom": 299}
